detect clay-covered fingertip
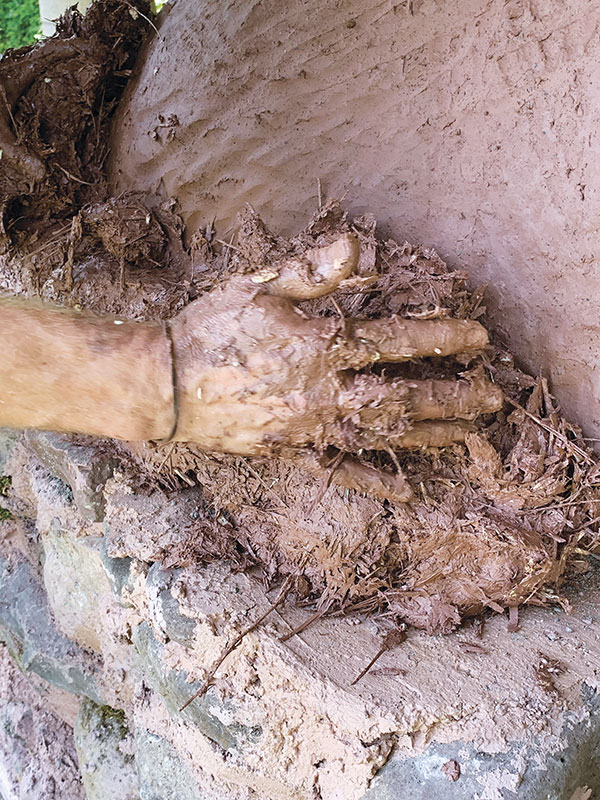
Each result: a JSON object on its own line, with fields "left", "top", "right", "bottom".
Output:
{"left": 264, "top": 233, "right": 360, "bottom": 299}
{"left": 483, "top": 383, "right": 504, "bottom": 413}
{"left": 310, "top": 232, "right": 360, "bottom": 286}
{"left": 464, "top": 320, "right": 490, "bottom": 350}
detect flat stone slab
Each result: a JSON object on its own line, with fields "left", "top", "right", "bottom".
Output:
{"left": 25, "top": 431, "right": 117, "bottom": 522}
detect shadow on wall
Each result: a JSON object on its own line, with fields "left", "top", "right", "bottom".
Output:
{"left": 110, "top": 0, "right": 600, "bottom": 441}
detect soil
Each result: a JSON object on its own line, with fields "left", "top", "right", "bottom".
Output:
{"left": 1, "top": 0, "right": 600, "bottom": 640}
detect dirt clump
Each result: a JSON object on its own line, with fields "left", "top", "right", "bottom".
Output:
{"left": 0, "top": 0, "right": 150, "bottom": 231}
{"left": 1, "top": 2, "right": 600, "bottom": 639}
{"left": 0, "top": 0, "right": 188, "bottom": 320}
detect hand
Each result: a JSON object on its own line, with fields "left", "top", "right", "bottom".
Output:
{"left": 169, "top": 234, "right": 503, "bottom": 502}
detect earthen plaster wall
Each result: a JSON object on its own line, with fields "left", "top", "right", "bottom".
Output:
{"left": 111, "top": 0, "right": 600, "bottom": 440}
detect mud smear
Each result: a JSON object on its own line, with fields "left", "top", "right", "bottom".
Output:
{"left": 1, "top": 2, "right": 600, "bottom": 637}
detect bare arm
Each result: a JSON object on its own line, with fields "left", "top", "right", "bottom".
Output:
{"left": 0, "top": 299, "right": 174, "bottom": 441}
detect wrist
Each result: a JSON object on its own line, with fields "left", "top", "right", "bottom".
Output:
{"left": 0, "top": 300, "right": 175, "bottom": 441}
{"left": 73, "top": 314, "right": 176, "bottom": 441}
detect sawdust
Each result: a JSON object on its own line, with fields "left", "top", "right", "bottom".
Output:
{"left": 2, "top": 1, "right": 600, "bottom": 640}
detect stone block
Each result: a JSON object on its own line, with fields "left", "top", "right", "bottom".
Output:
{"left": 0, "top": 557, "right": 103, "bottom": 703}
{"left": 41, "top": 520, "right": 115, "bottom": 653}
{"left": 99, "top": 531, "right": 134, "bottom": 602}
{"left": 25, "top": 431, "right": 118, "bottom": 522}
{"left": 146, "top": 562, "right": 197, "bottom": 645}
{"left": 74, "top": 699, "right": 138, "bottom": 800}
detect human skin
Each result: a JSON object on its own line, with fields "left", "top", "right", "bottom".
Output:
{"left": 0, "top": 298, "right": 175, "bottom": 441}
{"left": 0, "top": 234, "right": 502, "bottom": 501}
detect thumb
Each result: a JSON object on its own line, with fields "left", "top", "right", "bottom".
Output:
{"left": 248, "top": 234, "right": 360, "bottom": 299}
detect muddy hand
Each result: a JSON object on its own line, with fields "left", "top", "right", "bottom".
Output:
{"left": 170, "top": 234, "right": 503, "bottom": 502}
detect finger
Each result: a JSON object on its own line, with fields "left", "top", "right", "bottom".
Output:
{"left": 290, "top": 450, "right": 414, "bottom": 503}
{"left": 328, "top": 420, "right": 475, "bottom": 451}
{"left": 406, "top": 376, "right": 503, "bottom": 420}
{"left": 249, "top": 234, "right": 359, "bottom": 299}
{"left": 330, "top": 316, "right": 489, "bottom": 369}
{"left": 391, "top": 420, "right": 474, "bottom": 448}
{"left": 340, "top": 373, "right": 503, "bottom": 424}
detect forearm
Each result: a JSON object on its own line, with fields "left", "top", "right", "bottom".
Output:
{"left": 0, "top": 299, "right": 175, "bottom": 441}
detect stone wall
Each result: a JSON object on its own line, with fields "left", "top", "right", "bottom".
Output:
{"left": 1, "top": 429, "right": 599, "bottom": 800}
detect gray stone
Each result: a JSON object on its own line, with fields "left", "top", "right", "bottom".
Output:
{"left": 74, "top": 699, "right": 138, "bottom": 800}
{"left": 361, "top": 686, "right": 600, "bottom": 800}
{"left": 25, "top": 431, "right": 118, "bottom": 522}
{"left": 132, "top": 622, "right": 261, "bottom": 753}
{"left": 0, "top": 697, "right": 85, "bottom": 800}
{"left": 99, "top": 529, "right": 134, "bottom": 602}
{"left": 0, "top": 557, "right": 103, "bottom": 703}
{"left": 0, "top": 428, "right": 19, "bottom": 474}
{"left": 135, "top": 728, "right": 210, "bottom": 800}
{"left": 0, "top": 644, "right": 86, "bottom": 800}
{"left": 40, "top": 521, "right": 116, "bottom": 654}
{"left": 146, "top": 562, "right": 197, "bottom": 645}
